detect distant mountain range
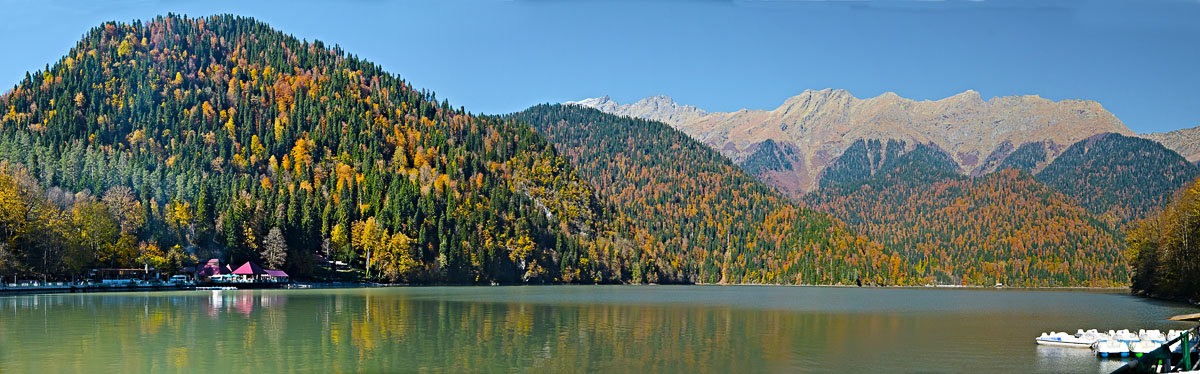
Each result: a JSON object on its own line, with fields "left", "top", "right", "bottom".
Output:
{"left": 528, "top": 103, "right": 1150, "bottom": 286}
{"left": 568, "top": 91, "right": 1200, "bottom": 287}
{"left": 571, "top": 90, "right": 1134, "bottom": 196}
{"left": 1141, "top": 124, "right": 1200, "bottom": 162}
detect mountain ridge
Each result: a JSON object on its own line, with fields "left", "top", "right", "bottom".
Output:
{"left": 574, "top": 89, "right": 1135, "bottom": 196}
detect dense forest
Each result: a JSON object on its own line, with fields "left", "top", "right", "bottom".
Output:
{"left": 0, "top": 14, "right": 653, "bottom": 284}
{"left": 738, "top": 139, "right": 794, "bottom": 178}
{"left": 995, "top": 141, "right": 1051, "bottom": 173}
{"left": 818, "top": 140, "right": 958, "bottom": 190}
{"left": 1035, "top": 133, "right": 1199, "bottom": 225}
{"left": 511, "top": 105, "right": 910, "bottom": 285}
{"left": 1127, "top": 177, "right": 1200, "bottom": 301}
{"left": 806, "top": 148, "right": 1128, "bottom": 286}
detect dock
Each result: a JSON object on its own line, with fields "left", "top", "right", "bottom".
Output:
{"left": 0, "top": 282, "right": 193, "bottom": 296}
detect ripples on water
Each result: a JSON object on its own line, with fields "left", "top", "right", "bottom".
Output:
{"left": 0, "top": 286, "right": 1196, "bottom": 373}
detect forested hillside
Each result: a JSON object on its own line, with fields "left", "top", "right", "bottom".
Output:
{"left": 995, "top": 141, "right": 1052, "bottom": 173}
{"left": 0, "top": 14, "right": 642, "bottom": 284}
{"left": 806, "top": 152, "right": 1128, "bottom": 286}
{"left": 1035, "top": 133, "right": 1199, "bottom": 224}
{"left": 1126, "top": 177, "right": 1200, "bottom": 301}
{"left": 511, "top": 105, "right": 910, "bottom": 285}
{"left": 739, "top": 139, "right": 794, "bottom": 177}
{"left": 817, "top": 140, "right": 958, "bottom": 189}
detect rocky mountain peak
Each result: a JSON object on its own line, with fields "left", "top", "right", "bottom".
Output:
{"left": 567, "top": 94, "right": 709, "bottom": 127}
{"left": 942, "top": 89, "right": 983, "bottom": 104}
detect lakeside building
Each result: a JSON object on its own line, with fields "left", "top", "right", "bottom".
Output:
{"left": 191, "top": 260, "right": 289, "bottom": 286}
{"left": 231, "top": 262, "right": 289, "bottom": 282}
{"left": 192, "top": 259, "right": 233, "bottom": 279}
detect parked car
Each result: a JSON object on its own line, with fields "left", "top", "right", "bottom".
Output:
{"left": 168, "top": 275, "right": 191, "bottom": 285}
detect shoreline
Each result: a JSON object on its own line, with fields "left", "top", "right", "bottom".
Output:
{"left": 0, "top": 281, "right": 1134, "bottom": 298}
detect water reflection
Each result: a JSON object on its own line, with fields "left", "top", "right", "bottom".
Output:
{"left": 0, "top": 287, "right": 1196, "bottom": 373}
{"left": 204, "top": 291, "right": 289, "bottom": 317}
{"left": 1036, "top": 346, "right": 1134, "bottom": 373}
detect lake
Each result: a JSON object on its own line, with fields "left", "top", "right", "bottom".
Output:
{"left": 0, "top": 286, "right": 1196, "bottom": 373}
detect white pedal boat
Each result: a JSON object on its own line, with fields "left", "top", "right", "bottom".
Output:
{"left": 1109, "top": 329, "right": 1140, "bottom": 343}
{"left": 1035, "top": 329, "right": 1107, "bottom": 348}
{"left": 1128, "top": 340, "right": 1161, "bottom": 357}
{"left": 1139, "top": 329, "right": 1167, "bottom": 344}
{"left": 1093, "top": 339, "right": 1131, "bottom": 358}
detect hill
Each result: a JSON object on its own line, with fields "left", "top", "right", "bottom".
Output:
{"left": 805, "top": 159, "right": 1128, "bottom": 286}
{"left": 1035, "top": 133, "right": 1199, "bottom": 224}
{"left": 0, "top": 14, "right": 638, "bottom": 284}
{"left": 510, "top": 104, "right": 909, "bottom": 285}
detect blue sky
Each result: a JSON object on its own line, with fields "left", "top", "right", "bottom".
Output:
{"left": 1, "top": 0, "right": 1197, "bottom": 133}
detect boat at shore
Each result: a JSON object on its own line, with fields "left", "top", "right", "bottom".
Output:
{"left": 1035, "top": 329, "right": 1108, "bottom": 348}
{"left": 1035, "top": 325, "right": 1200, "bottom": 361}
{"left": 1139, "top": 329, "right": 1167, "bottom": 344}
{"left": 1128, "top": 340, "right": 1159, "bottom": 357}
{"left": 1109, "top": 329, "right": 1140, "bottom": 343}
{"left": 1093, "top": 339, "right": 1132, "bottom": 358}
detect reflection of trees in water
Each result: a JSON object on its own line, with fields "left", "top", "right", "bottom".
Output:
{"left": 320, "top": 296, "right": 917, "bottom": 372}
{"left": 1, "top": 291, "right": 846, "bottom": 372}
{"left": 0, "top": 290, "right": 1128, "bottom": 372}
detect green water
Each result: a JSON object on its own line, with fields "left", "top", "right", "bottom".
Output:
{"left": 0, "top": 286, "right": 1196, "bottom": 373}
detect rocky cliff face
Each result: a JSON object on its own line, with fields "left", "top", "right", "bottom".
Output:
{"left": 575, "top": 90, "right": 1134, "bottom": 196}
{"left": 1142, "top": 125, "right": 1200, "bottom": 162}
{"left": 567, "top": 95, "right": 709, "bottom": 127}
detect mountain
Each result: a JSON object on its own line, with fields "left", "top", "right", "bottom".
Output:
{"left": 580, "top": 89, "right": 1133, "bottom": 196}
{"left": 805, "top": 161, "right": 1128, "bottom": 287}
{"left": 1141, "top": 124, "right": 1200, "bottom": 163}
{"left": 1035, "top": 133, "right": 1200, "bottom": 224}
{"left": 0, "top": 14, "right": 638, "bottom": 284}
{"left": 512, "top": 104, "right": 909, "bottom": 285}
{"left": 567, "top": 95, "right": 708, "bottom": 127}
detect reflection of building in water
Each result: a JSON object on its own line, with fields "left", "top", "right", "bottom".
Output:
{"left": 206, "top": 290, "right": 290, "bottom": 317}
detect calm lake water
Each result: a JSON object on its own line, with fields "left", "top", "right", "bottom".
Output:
{"left": 0, "top": 286, "right": 1197, "bottom": 373}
